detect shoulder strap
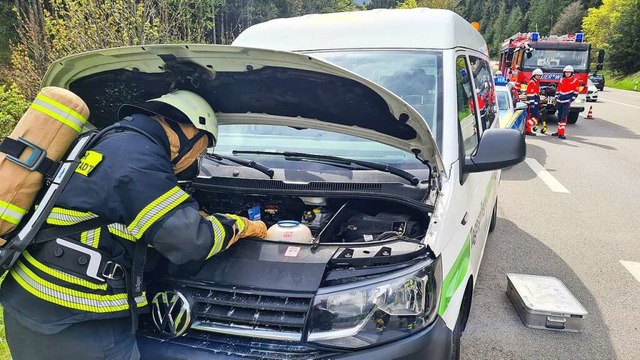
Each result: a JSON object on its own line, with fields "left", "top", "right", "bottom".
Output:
{"left": 33, "top": 217, "right": 108, "bottom": 244}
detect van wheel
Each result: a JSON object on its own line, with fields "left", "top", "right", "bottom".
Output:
{"left": 451, "top": 282, "right": 473, "bottom": 360}
{"left": 488, "top": 200, "right": 497, "bottom": 233}
{"left": 567, "top": 112, "right": 579, "bottom": 124}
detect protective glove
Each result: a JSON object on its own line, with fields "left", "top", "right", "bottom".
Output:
{"left": 238, "top": 217, "right": 267, "bottom": 239}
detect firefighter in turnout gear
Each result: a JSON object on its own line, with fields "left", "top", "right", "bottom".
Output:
{"left": 553, "top": 65, "right": 579, "bottom": 139}
{"left": 525, "top": 68, "right": 544, "bottom": 136}
{"left": 0, "top": 90, "right": 268, "bottom": 359}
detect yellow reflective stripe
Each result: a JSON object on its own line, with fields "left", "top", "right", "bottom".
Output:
{"left": 206, "top": 216, "right": 226, "bottom": 259}
{"left": 32, "top": 93, "right": 87, "bottom": 132}
{"left": 47, "top": 207, "right": 97, "bottom": 226}
{"left": 22, "top": 251, "right": 107, "bottom": 291}
{"left": 10, "top": 260, "right": 147, "bottom": 313}
{"left": 80, "top": 228, "right": 101, "bottom": 248}
{"left": 108, "top": 223, "right": 137, "bottom": 241}
{"left": 128, "top": 187, "right": 189, "bottom": 239}
{"left": 0, "top": 200, "right": 27, "bottom": 225}
{"left": 225, "top": 214, "right": 246, "bottom": 234}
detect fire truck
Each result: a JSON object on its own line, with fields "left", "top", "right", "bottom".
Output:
{"left": 499, "top": 32, "right": 592, "bottom": 124}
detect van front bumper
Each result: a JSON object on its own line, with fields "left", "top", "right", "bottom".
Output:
{"left": 137, "top": 316, "right": 454, "bottom": 360}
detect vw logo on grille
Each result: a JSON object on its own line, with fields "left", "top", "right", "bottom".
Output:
{"left": 151, "top": 290, "right": 191, "bottom": 337}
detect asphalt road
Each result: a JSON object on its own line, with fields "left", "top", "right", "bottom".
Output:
{"left": 461, "top": 87, "right": 640, "bottom": 360}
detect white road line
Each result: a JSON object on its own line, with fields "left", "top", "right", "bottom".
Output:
{"left": 524, "top": 158, "right": 570, "bottom": 193}
{"left": 603, "top": 98, "right": 640, "bottom": 110}
{"left": 620, "top": 261, "right": 640, "bottom": 284}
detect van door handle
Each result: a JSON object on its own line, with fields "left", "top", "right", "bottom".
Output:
{"left": 461, "top": 212, "right": 469, "bottom": 225}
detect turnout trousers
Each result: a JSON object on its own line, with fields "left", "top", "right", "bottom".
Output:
{"left": 556, "top": 102, "right": 571, "bottom": 136}
{"left": 4, "top": 308, "right": 140, "bottom": 360}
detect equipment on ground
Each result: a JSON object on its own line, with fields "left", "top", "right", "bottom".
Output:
{"left": 0, "top": 87, "right": 90, "bottom": 241}
{"left": 507, "top": 273, "right": 587, "bottom": 332}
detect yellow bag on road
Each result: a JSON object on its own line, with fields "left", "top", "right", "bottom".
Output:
{"left": 0, "top": 87, "right": 89, "bottom": 242}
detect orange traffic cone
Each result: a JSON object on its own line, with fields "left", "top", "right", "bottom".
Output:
{"left": 586, "top": 106, "right": 594, "bottom": 119}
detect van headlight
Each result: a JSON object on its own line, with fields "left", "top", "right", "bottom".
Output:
{"left": 307, "top": 258, "right": 441, "bottom": 349}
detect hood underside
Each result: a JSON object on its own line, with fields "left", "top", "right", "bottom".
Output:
{"left": 42, "top": 44, "right": 442, "bottom": 170}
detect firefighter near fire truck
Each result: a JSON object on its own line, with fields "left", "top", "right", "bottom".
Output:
{"left": 552, "top": 65, "right": 580, "bottom": 139}
{"left": 525, "top": 68, "right": 544, "bottom": 136}
{"left": 499, "top": 32, "right": 592, "bottom": 125}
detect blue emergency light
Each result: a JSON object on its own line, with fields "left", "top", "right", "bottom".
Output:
{"left": 531, "top": 32, "right": 539, "bottom": 41}
{"left": 494, "top": 76, "right": 509, "bottom": 86}
{"left": 575, "top": 33, "right": 584, "bottom": 42}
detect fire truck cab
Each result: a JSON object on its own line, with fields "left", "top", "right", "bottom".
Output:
{"left": 499, "top": 32, "right": 590, "bottom": 124}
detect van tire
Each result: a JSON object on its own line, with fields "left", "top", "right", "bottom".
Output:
{"left": 488, "top": 200, "right": 497, "bottom": 233}
{"left": 567, "top": 111, "right": 579, "bottom": 124}
{"left": 451, "top": 281, "right": 474, "bottom": 360}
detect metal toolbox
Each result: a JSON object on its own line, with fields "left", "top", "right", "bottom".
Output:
{"left": 506, "top": 273, "right": 588, "bottom": 332}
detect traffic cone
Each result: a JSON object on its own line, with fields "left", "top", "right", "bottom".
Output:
{"left": 586, "top": 106, "right": 594, "bottom": 120}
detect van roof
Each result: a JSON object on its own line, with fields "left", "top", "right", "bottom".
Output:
{"left": 233, "top": 8, "right": 488, "bottom": 55}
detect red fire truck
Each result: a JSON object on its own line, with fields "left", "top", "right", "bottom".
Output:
{"left": 499, "top": 32, "right": 591, "bottom": 124}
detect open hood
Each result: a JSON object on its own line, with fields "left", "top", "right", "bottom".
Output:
{"left": 42, "top": 44, "right": 443, "bottom": 171}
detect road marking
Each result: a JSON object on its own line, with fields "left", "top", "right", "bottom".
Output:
{"left": 620, "top": 261, "right": 640, "bottom": 284}
{"left": 603, "top": 98, "right": 640, "bottom": 110}
{"left": 524, "top": 158, "right": 570, "bottom": 193}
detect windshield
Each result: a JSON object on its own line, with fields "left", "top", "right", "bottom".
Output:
{"left": 523, "top": 49, "right": 589, "bottom": 72}
{"left": 215, "top": 124, "right": 424, "bottom": 170}
{"left": 308, "top": 50, "right": 443, "bottom": 149}
{"left": 496, "top": 90, "right": 510, "bottom": 111}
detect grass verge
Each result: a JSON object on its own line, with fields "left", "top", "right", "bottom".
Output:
{"left": 601, "top": 70, "right": 640, "bottom": 91}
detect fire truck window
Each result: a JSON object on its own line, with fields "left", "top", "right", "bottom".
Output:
{"left": 469, "top": 56, "right": 497, "bottom": 131}
{"left": 456, "top": 56, "right": 479, "bottom": 156}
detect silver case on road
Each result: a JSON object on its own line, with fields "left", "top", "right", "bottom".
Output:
{"left": 506, "top": 273, "right": 588, "bottom": 332}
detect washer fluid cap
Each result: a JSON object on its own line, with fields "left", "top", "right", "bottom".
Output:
{"left": 265, "top": 221, "right": 313, "bottom": 244}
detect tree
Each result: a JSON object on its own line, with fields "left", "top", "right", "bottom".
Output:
{"left": 9, "top": 0, "right": 215, "bottom": 98}
{"left": 582, "top": 0, "right": 627, "bottom": 51}
{"left": 505, "top": 5, "right": 524, "bottom": 36}
{"left": 550, "top": 1, "right": 586, "bottom": 35}
{"left": 607, "top": 0, "right": 640, "bottom": 74}
{"left": 0, "top": 1, "right": 18, "bottom": 68}
{"left": 528, "top": 0, "right": 570, "bottom": 34}
{"left": 396, "top": 0, "right": 460, "bottom": 10}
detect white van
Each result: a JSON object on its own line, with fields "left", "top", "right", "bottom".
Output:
{"left": 38, "top": 8, "right": 525, "bottom": 360}
{"left": 232, "top": 8, "right": 525, "bottom": 358}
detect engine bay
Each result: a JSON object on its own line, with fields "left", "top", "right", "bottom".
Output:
{"left": 193, "top": 190, "right": 429, "bottom": 244}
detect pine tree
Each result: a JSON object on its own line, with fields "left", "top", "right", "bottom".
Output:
{"left": 550, "top": 1, "right": 586, "bottom": 35}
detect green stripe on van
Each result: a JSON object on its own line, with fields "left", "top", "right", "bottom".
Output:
{"left": 438, "top": 235, "right": 471, "bottom": 316}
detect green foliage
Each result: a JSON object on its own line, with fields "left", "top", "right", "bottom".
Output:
{"left": 0, "top": 1, "right": 18, "bottom": 67}
{"left": 0, "top": 83, "right": 29, "bottom": 137}
{"left": 583, "top": 0, "right": 639, "bottom": 74}
{"left": 607, "top": 0, "right": 640, "bottom": 74}
{"left": 550, "top": 1, "right": 586, "bottom": 35}
{"left": 528, "top": 0, "right": 571, "bottom": 35}
{"left": 395, "top": 0, "right": 460, "bottom": 10}
{"left": 603, "top": 70, "right": 640, "bottom": 90}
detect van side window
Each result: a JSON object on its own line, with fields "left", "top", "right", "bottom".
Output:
{"left": 456, "top": 56, "right": 479, "bottom": 156}
{"left": 469, "top": 56, "right": 497, "bottom": 129}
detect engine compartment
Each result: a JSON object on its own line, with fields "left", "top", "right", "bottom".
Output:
{"left": 193, "top": 190, "right": 429, "bottom": 244}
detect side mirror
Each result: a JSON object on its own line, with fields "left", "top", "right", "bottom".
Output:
{"left": 515, "top": 102, "right": 528, "bottom": 111}
{"left": 464, "top": 129, "right": 526, "bottom": 173}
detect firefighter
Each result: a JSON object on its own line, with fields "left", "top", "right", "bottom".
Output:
{"left": 0, "top": 90, "right": 268, "bottom": 359}
{"left": 524, "top": 68, "right": 543, "bottom": 136}
{"left": 553, "top": 65, "right": 579, "bottom": 139}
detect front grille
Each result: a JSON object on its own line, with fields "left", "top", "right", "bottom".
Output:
{"left": 190, "top": 287, "right": 314, "bottom": 341}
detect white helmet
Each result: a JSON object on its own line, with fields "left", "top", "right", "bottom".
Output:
{"left": 119, "top": 90, "right": 218, "bottom": 145}
{"left": 563, "top": 65, "right": 574, "bottom": 73}
{"left": 532, "top": 68, "right": 543, "bottom": 76}
{"left": 495, "top": 70, "right": 503, "bottom": 76}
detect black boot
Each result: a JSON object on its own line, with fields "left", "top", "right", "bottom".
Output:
{"left": 525, "top": 131, "right": 537, "bottom": 136}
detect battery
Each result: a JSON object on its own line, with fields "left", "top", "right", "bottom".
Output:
{"left": 506, "top": 273, "right": 588, "bottom": 332}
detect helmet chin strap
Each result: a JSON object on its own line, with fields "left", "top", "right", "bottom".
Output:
{"left": 164, "top": 118, "right": 208, "bottom": 166}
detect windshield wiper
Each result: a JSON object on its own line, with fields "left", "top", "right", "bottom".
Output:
{"left": 232, "top": 150, "right": 420, "bottom": 186}
{"left": 205, "top": 153, "right": 275, "bottom": 179}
